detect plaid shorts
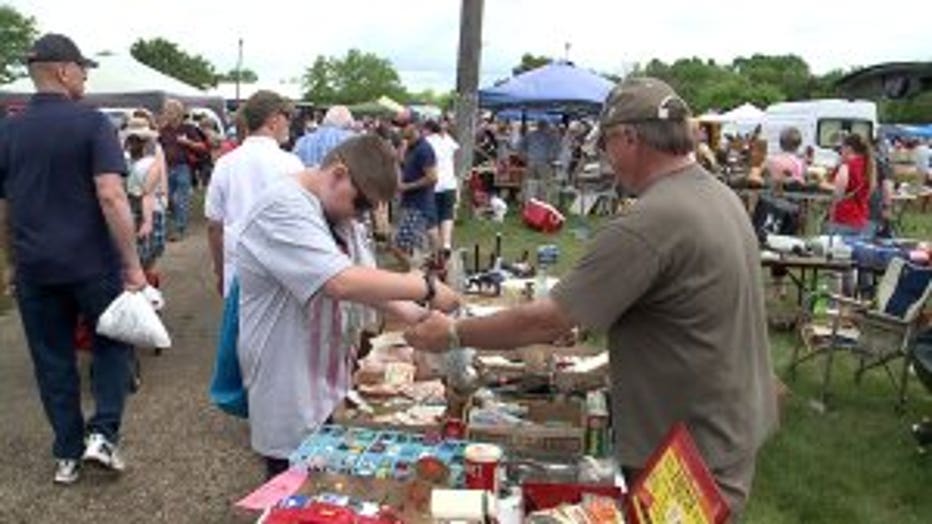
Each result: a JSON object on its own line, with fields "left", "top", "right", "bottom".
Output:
{"left": 131, "top": 197, "right": 166, "bottom": 267}
{"left": 395, "top": 207, "right": 430, "bottom": 252}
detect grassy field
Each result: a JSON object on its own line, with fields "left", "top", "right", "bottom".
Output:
{"left": 455, "top": 210, "right": 932, "bottom": 524}
{"left": 0, "top": 194, "right": 929, "bottom": 522}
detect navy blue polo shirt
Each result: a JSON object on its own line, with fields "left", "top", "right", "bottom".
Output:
{"left": 0, "top": 92, "right": 126, "bottom": 284}
{"left": 400, "top": 137, "right": 437, "bottom": 212}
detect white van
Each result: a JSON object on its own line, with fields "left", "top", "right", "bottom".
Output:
{"left": 762, "top": 99, "right": 878, "bottom": 168}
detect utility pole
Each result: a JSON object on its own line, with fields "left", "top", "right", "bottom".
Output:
{"left": 453, "top": 0, "right": 484, "bottom": 198}
{"left": 235, "top": 38, "right": 244, "bottom": 105}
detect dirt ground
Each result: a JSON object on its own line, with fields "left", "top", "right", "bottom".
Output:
{"left": 0, "top": 217, "right": 266, "bottom": 523}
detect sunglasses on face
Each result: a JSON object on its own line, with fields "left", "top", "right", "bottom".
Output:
{"left": 334, "top": 155, "right": 373, "bottom": 213}
{"left": 351, "top": 180, "right": 373, "bottom": 213}
{"left": 597, "top": 125, "right": 630, "bottom": 153}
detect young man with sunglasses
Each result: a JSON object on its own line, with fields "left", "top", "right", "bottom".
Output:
{"left": 205, "top": 90, "right": 304, "bottom": 296}
{"left": 0, "top": 34, "right": 147, "bottom": 484}
{"left": 235, "top": 134, "right": 460, "bottom": 479}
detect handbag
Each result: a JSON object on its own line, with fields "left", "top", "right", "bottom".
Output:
{"left": 209, "top": 279, "right": 248, "bottom": 418}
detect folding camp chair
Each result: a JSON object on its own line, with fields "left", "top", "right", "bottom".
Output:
{"left": 788, "top": 258, "right": 932, "bottom": 411}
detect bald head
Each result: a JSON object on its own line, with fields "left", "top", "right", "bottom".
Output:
{"left": 322, "top": 105, "right": 355, "bottom": 129}
{"left": 28, "top": 62, "right": 86, "bottom": 99}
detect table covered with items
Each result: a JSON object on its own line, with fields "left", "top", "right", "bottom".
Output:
{"left": 233, "top": 242, "right": 732, "bottom": 523}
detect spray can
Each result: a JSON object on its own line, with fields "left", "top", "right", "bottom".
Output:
{"left": 585, "top": 390, "right": 611, "bottom": 458}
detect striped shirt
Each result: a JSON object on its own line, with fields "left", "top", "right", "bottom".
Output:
{"left": 236, "top": 177, "right": 375, "bottom": 458}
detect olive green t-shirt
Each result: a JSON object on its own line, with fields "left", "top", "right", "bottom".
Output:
{"left": 551, "top": 164, "right": 778, "bottom": 470}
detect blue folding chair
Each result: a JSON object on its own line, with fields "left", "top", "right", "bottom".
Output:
{"left": 791, "top": 258, "right": 932, "bottom": 411}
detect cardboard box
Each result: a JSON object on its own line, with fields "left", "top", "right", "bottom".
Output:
{"left": 467, "top": 397, "right": 586, "bottom": 458}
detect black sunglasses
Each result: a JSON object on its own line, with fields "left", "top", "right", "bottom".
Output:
{"left": 347, "top": 172, "right": 373, "bottom": 213}
{"left": 352, "top": 183, "right": 373, "bottom": 213}
{"left": 597, "top": 125, "right": 629, "bottom": 152}
{"left": 334, "top": 154, "right": 373, "bottom": 213}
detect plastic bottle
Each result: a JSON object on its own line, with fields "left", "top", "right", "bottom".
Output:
{"left": 534, "top": 245, "right": 559, "bottom": 300}
{"left": 813, "top": 281, "right": 830, "bottom": 317}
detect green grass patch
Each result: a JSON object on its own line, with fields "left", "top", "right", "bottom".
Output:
{"left": 454, "top": 211, "right": 932, "bottom": 523}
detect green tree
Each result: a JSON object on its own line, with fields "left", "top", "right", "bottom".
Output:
{"left": 879, "top": 91, "right": 932, "bottom": 123}
{"left": 302, "top": 49, "right": 407, "bottom": 105}
{"left": 808, "top": 69, "right": 846, "bottom": 99}
{"left": 130, "top": 38, "right": 218, "bottom": 89}
{"left": 0, "top": 5, "right": 38, "bottom": 84}
{"left": 408, "top": 88, "right": 454, "bottom": 111}
{"left": 512, "top": 53, "right": 551, "bottom": 76}
{"left": 217, "top": 68, "right": 258, "bottom": 83}
{"left": 731, "top": 54, "right": 810, "bottom": 100}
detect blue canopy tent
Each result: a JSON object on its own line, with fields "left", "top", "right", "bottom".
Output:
{"left": 495, "top": 108, "right": 564, "bottom": 123}
{"left": 479, "top": 61, "right": 614, "bottom": 114}
{"left": 900, "top": 124, "right": 932, "bottom": 139}
{"left": 880, "top": 123, "right": 932, "bottom": 140}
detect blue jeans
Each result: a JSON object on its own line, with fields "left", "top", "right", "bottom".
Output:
{"left": 825, "top": 222, "right": 869, "bottom": 238}
{"left": 168, "top": 164, "right": 192, "bottom": 236}
{"left": 15, "top": 273, "right": 132, "bottom": 459}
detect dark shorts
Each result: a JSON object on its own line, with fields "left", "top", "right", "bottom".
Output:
{"left": 434, "top": 190, "right": 456, "bottom": 223}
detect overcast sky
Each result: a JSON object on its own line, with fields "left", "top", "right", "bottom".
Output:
{"left": 9, "top": 0, "right": 931, "bottom": 92}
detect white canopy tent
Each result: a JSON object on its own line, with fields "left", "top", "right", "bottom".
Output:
{"left": 1, "top": 53, "right": 209, "bottom": 97}
{"left": 0, "top": 53, "right": 226, "bottom": 123}
{"left": 209, "top": 80, "right": 304, "bottom": 102}
{"left": 698, "top": 102, "right": 765, "bottom": 136}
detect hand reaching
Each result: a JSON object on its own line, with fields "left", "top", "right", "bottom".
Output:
{"left": 429, "top": 280, "right": 461, "bottom": 313}
{"left": 404, "top": 311, "right": 455, "bottom": 353}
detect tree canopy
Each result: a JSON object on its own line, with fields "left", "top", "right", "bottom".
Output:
{"left": 302, "top": 49, "right": 407, "bottom": 105}
{"left": 0, "top": 5, "right": 38, "bottom": 84}
{"left": 631, "top": 54, "right": 843, "bottom": 113}
{"left": 130, "top": 37, "right": 218, "bottom": 89}
{"left": 217, "top": 68, "right": 258, "bottom": 83}
{"left": 512, "top": 53, "right": 551, "bottom": 76}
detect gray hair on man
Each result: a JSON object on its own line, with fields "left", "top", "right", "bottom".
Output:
{"left": 322, "top": 105, "right": 355, "bottom": 129}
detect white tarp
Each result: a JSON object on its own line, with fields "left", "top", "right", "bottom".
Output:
{"left": 698, "top": 102, "right": 764, "bottom": 135}
{"left": 208, "top": 81, "right": 304, "bottom": 101}
{"left": 0, "top": 53, "right": 207, "bottom": 96}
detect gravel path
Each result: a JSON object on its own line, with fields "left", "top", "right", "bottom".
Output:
{"left": 0, "top": 218, "right": 264, "bottom": 523}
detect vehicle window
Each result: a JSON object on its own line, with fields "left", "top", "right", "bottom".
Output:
{"left": 817, "top": 119, "right": 873, "bottom": 148}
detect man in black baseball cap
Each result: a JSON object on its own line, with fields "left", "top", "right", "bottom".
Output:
{"left": 24, "top": 33, "right": 97, "bottom": 100}
{"left": 1, "top": 32, "right": 145, "bottom": 484}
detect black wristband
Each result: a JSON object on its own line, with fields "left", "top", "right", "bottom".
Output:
{"left": 422, "top": 272, "right": 436, "bottom": 305}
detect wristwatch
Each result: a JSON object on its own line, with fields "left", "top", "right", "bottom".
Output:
{"left": 448, "top": 320, "right": 462, "bottom": 350}
{"left": 421, "top": 271, "right": 437, "bottom": 305}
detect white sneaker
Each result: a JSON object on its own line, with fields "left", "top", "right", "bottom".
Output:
{"left": 82, "top": 433, "right": 126, "bottom": 472}
{"left": 54, "top": 459, "right": 80, "bottom": 485}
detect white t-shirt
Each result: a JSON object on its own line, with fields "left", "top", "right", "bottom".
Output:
{"left": 205, "top": 136, "right": 304, "bottom": 295}
{"left": 915, "top": 144, "right": 931, "bottom": 178}
{"left": 126, "top": 156, "right": 156, "bottom": 199}
{"left": 426, "top": 133, "right": 460, "bottom": 192}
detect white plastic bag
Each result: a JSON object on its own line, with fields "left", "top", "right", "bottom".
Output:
{"left": 96, "top": 288, "right": 171, "bottom": 348}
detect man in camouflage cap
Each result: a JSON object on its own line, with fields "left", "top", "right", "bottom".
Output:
{"left": 406, "top": 77, "right": 778, "bottom": 518}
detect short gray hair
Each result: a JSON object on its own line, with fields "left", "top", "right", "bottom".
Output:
{"left": 628, "top": 120, "right": 694, "bottom": 155}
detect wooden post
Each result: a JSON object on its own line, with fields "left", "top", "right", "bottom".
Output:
{"left": 453, "top": 0, "right": 484, "bottom": 218}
